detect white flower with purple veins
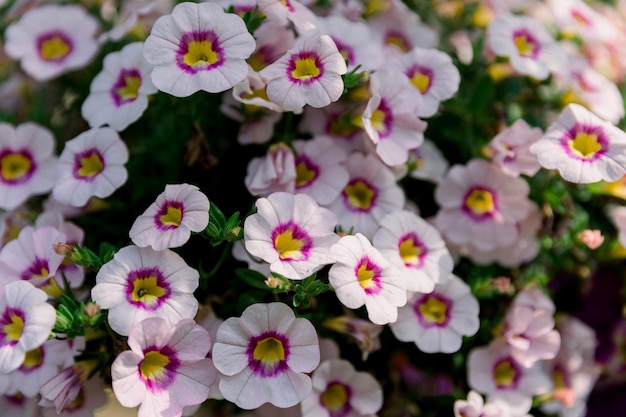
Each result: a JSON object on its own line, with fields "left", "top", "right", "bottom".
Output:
{"left": 329, "top": 233, "right": 407, "bottom": 325}
{"left": 244, "top": 191, "right": 339, "bottom": 280}
{"left": 53, "top": 127, "right": 129, "bottom": 207}
{"left": 81, "top": 42, "right": 157, "bottom": 132}
{"left": 111, "top": 317, "right": 216, "bottom": 417}
{"left": 326, "top": 152, "right": 405, "bottom": 239}
{"left": 390, "top": 274, "right": 479, "bottom": 353}
{"left": 530, "top": 103, "right": 626, "bottom": 184}
{"left": 4, "top": 4, "right": 99, "bottom": 82}
{"left": 260, "top": 32, "right": 347, "bottom": 113}
{"left": 0, "top": 226, "right": 66, "bottom": 289}
{"left": 373, "top": 210, "right": 453, "bottom": 294}
{"left": 143, "top": 2, "right": 256, "bottom": 97}
{"left": 91, "top": 245, "right": 199, "bottom": 336}
{"left": 0, "top": 281, "right": 56, "bottom": 374}
{"left": 212, "top": 302, "right": 320, "bottom": 409}
{"left": 0, "top": 122, "right": 57, "bottom": 211}
{"left": 301, "top": 359, "right": 383, "bottom": 417}
{"left": 129, "top": 183, "right": 210, "bottom": 251}
{"left": 487, "top": 14, "right": 567, "bottom": 80}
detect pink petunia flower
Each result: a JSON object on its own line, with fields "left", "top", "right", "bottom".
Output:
{"left": 143, "top": 2, "right": 256, "bottom": 97}
{"left": 111, "top": 317, "right": 216, "bottom": 417}
{"left": 0, "top": 281, "right": 56, "bottom": 374}
{"left": 328, "top": 233, "right": 407, "bottom": 325}
{"left": 212, "top": 302, "right": 320, "bottom": 409}
{"left": 0, "top": 122, "right": 58, "bottom": 211}
{"left": 4, "top": 4, "right": 99, "bottom": 82}
{"left": 300, "top": 359, "right": 383, "bottom": 417}
{"left": 81, "top": 42, "right": 157, "bottom": 132}
{"left": 52, "top": 127, "right": 129, "bottom": 207}
{"left": 244, "top": 191, "right": 339, "bottom": 280}
{"left": 129, "top": 183, "right": 210, "bottom": 251}
{"left": 260, "top": 32, "right": 347, "bottom": 113}
{"left": 91, "top": 245, "right": 199, "bottom": 336}
{"left": 487, "top": 119, "right": 542, "bottom": 178}
{"left": 390, "top": 274, "right": 479, "bottom": 353}
{"left": 530, "top": 103, "right": 626, "bottom": 183}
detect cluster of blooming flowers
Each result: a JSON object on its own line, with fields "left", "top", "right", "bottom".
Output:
{"left": 2, "top": 0, "right": 626, "bottom": 416}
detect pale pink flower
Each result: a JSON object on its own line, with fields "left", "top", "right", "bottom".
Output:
{"left": 246, "top": 21, "right": 296, "bottom": 73}
{"left": 467, "top": 340, "right": 552, "bottom": 416}
{"left": 390, "top": 274, "right": 479, "bottom": 353}
{"left": 212, "top": 302, "right": 320, "bottom": 409}
{"left": 434, "top": 159, "right": 534, "bottom": 252}
{"left": 91, "top": 245, "right": 199, "bottom": 336}
{"left": 487, "top": 14, "right": 567, "bottom": 80}
{"left": 408, "top": 140, "right": 449, "bottom": 183}
{"left": 4, "top": 4, "right": 99, "bottom": 82}
{"left": 301, "top": 359, "right": 383, "bottom": 417}
{"left": 548, "top": 0, "right": 619, "bottom": 43}
{"left": 101, "top": 0, "right": 173, "bottom": 42}
{"left": 373, "top": 210, "right": 452, "bottom": 294}
{"left": 111, "top": 317, "right": 216, "bottom": 417}
{"left": 244, "top": 143, "right": 297, "bottom": 197}
{"left": 40, "top": 374, "right": 107, "bottom": 417}
{"left": 487, "top": 119, "right": 542, "bottom": 177}
{"left": 323, "top": 315, "right": 383, "bottom": 361}
{"left": 325, "top": 152, "right": 405, "bottom": 239}
{"left": 53, "top": 127, "right": 129, "bottom": 207}
{"left": 530, "top": 103, "right": 626, "bottom": 183}
{"left": 292, "top": 135, "right": 350, "bottom": 205}
{"left": 329, "top": 233, "right": 407, "bottom": 325}
{"left": 143, "top": 2, "right": 256, "bottom": 97}
{"left": 81, "top": 42, "right": 157, "bottom": 132}
{"left": 0, "top": 281, "right": 56, "bottom": 374}
{"left": 129, "top": 183, "right": 210, "bottom": 251}
{"left": 0, "top": 122, "right": 57, "bottom": 211}
{"left": 260, "top": 32, "right": 347, "bottom": 113}
{"left": 244, "top": 191, "right": 339, "bottom": 280}
{"left": 0, "top": 226, "right": 66, "bottom": 290}
{"left": 361, "top": 70, "right": 427, "bottom": 166}
{"left": 381, "top": 46, "right": 461, "bottom": 118}
{"left": 502, "top": 287, "right": 561, "bottom": 368}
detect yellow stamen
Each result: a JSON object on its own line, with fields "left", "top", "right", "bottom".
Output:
{"left": 77, "top": 152, "right": 104, "bottom": 178}
{"left": 131, "top": 276, "right": 167, "bottom": 307}
{"left": 40, "top": 36, "right": 71, "bottom": 61}
{"left": 1, "top": 153, "right": 31, "bottom": 181}
{"left": 399, "top": 237, "right": 422, "bottom": 266}
{"left": 3, "top": 314, "right": 24, "bottom": 342}
{"left": 253, "top": 337, "right": 285, "bottom": 365}
{"left": 295, "top": 160, "right": 317, "bottom": 187}
{"left": 320, "top": 383, "right": 349, "bottom": 412}
{"left": 140, "top": 350, "right": 170, "bottom": 380}
{"left": 116, "top": 75, "right": 141, "bottom": 102}
{"left": 410, "top": 71, "right": 431, "bottom": 93}
{"left": 21, "top": 348, "right": 43, "bottom": 369}
{"left": 465, "top": 189, "right": 495, "bottom": 217}
{"left": 513, "top": 34, "right": 535, "bottom": 57}
{"left": 494, "top": 360, "right": 517, "bottom": 388}
{"left": 357, "top": 262, "right": 377, "bottom": 290}
{"left": 183, "top": 40, "right": 219, "bottom": 67}
{"left": 291, "top": 57, "right": 321, "bottom": 81}
{"left": 159, "top": 205, "right": 182, "bottom": 228}
{"left": 568, "top": 131, "right": 602, "bottom": 159}
{"left": 344, "top": 181, "right": 376, "bottom": 210}
{"left": 274, "top": 228, "right": 306, "bottom": 259}
{"left": 418, "top": 296, "right": 447, "bottom": 324}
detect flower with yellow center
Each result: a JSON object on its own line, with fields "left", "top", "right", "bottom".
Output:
{"left": 213, "top": 302, "right": 320, "bottom": 409}
{"left": 38, "top": 33, "right": 72, "bottom": 61}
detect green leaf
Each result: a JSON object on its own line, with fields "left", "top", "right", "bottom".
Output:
{"left": 235, "top": 268, "right": 270, "bottom": 290}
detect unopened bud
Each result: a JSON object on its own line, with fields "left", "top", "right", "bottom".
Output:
{"left": 53, "top": 242, "right": 75, "bottom": 257}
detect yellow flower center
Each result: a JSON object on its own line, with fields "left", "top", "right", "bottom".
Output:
{"left": 140, "top": 350, "right": 170, "bottom": 380}
{"left": 385, "top": 33, "right": 410, "bottom": 52}
{"left": 159, "top": 205, "right": 182, "bottom": 228}
{"left": 40, "top": 35, "right": 71, "bottom": 61}
{"left": 21, "top": 347, "right": 44, "bottom": 369}
{"left": 513, "top": 34, "right": 536, "bottom": 57}
{"left": 116, "top": 75, "right": 141, "bottom": 102}
{"left": 410, "top": 70, "right": 431, "bottom": 94}
{"left": 465, "top": 189, "right": 495, "bottom": 217}
{"left": 553, "top": 367, "right": 567, "bottom": 389}
{"left": 295, "top": 159, "right": 317, "bottom": 188}
{"left": 252, "top": 337, "right": 285, "bottom": 365}
{"left": 344, "top": 181, "right": 376, "bottom": 210}
{"left": 569, "top": 131, "right": 602, "bottom": 159}
{"left": 131, "top": 275, "right": 167, "bottom": 307}
{"left": 3, "top": 313, "right": 24, "bottom": 342}
{"left": 184, "top": 40, "right": 220, "bottom": 67}
{"left": 370, "top": 108, "right": 388, "bottom": 134}
{"left": 291, "top": 56, "right": 321, "bottom": 81}
{"left": 494, "top": 359, "right": 517, "bottom": 388}
{"left": 399, "top": 236, "right": 423, "bottom": 267}
{"left": 76, "top": 151, "right": 104, "bottom": 178}
{"left": 273, "top": 225, "right": 308, "bottom": 260}
{"left": 364, "top": 0, "right": 390, "bottom": 17}
{"left": 0, "top": 153, "right": 32, "bottom": 182}
{"left": 356, "top": 261, "right": 379, "bottom": 291}
{"left": 320, "top": 383, "right": 349, "bottom": 412}
{"left": 417, "top": 296, "right": 448, "bottom": 325}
